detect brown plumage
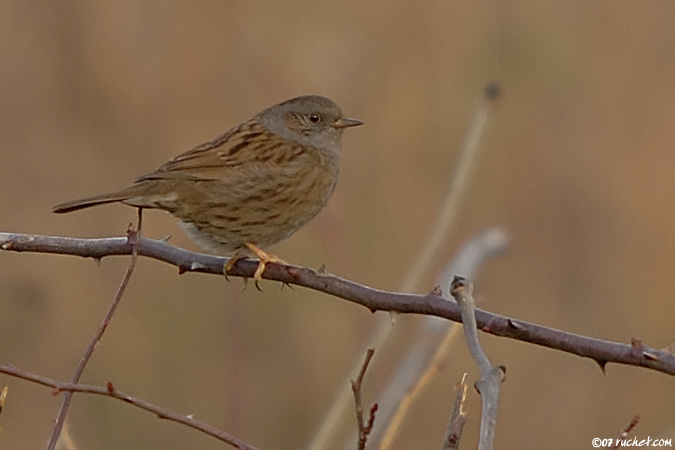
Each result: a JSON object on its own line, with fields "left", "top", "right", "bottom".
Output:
{"left": 54, "top": 95, "right": 362, "bottom": 280}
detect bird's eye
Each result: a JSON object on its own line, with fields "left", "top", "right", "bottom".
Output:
{"left": 308, "top": 113, "right": 321, "bottom": 124}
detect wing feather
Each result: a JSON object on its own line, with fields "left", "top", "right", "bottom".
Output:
{"left": 135, "top": 120, "right": 308, "bottom": 182}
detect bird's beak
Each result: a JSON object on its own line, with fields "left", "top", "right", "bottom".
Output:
{"left": 334, "top": 117, "right": 363, "bottom": 129}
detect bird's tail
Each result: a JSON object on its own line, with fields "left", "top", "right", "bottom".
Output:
{"left": 53, "top": 188, "right": 137, "bottom": 214}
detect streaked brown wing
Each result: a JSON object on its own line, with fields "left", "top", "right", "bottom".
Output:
{"left": 135, "top": 119, "right": 306, "bottom": 182}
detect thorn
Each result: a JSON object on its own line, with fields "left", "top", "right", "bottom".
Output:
{"left": 595, "top": 359, "right": 608, "bottom": 375}
{"left": 507, "top": 318, "right": 522, "bottom": 329}
{"left": 642, "top": 351, "right": 660, "bottom": 361}
{"left": 317, "top": 264, "right": 327, "bottom": 274}
{"left": 497, "top": 365, "right": 507, "bottom": 378}
{"left": 431, "top": 285, "right": 442, "bottom": 296}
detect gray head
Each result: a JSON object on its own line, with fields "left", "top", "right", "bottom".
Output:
{"left": 258, "top": 95, "right": 362, "bottom": 151}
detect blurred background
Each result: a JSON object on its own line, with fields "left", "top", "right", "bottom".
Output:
{"left": 1, "top": 1, "right": 675, "bottom": 449}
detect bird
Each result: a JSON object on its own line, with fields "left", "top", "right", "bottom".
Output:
{"left": 53, "top": 95, "right": 362, "bottom": 282}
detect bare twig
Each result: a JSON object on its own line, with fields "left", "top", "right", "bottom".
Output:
{"left": 451, "top": 277, "right": 504, "bottom": 450}
{"left": 442, "top": 373, "right": 469, "bottom": 450}
{"left": 401, "top": 82, "right": 500, "bottom": 291}
{"left": 608, "top": 415, "right": 640, "bottom": 449}
{"left": 351, "top": 349, "right": 377, "bottom": 450}
{"left": 0, "top": 364, "right": 259, "bottom": 450}
{"left": 1, "top": 231, "right": 674, "bottom": 377}
{"left": 377, "top": 229, "right": 508, "bottom": 449}
{"left": 47, "top": 209, "right": 143, "bottom": 450}
{"left": 312, "top": 83, "right": 501, "bottom": 450}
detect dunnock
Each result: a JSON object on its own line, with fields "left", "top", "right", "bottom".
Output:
{"left": 53, "top": 95, "right": 362, "bottom": 281}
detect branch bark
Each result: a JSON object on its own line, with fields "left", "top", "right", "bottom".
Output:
{"left": 2, "top": 232, "right": 675, "bottom": 377}
{"left": 451, "top": 277, "right": 505, "bottom": 450}
{"left": 0, "top": 364, "right": 260, "bottom": 450}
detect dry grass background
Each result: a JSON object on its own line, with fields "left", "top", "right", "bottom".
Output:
{"left": 1, "top": 1, "right": 675, "bottom": 449}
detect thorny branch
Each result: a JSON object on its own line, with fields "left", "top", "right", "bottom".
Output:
{"left": 0, "top": 364, "right": 260, "bottom": 450}
{"left": 2, "top": 232, "right": 674, "bottom": 378}
{"left": 47, "top": 211, "right": 144, "bottom": 450}
{"left": 351, "top": 349, "right": 378, "bottom": 450}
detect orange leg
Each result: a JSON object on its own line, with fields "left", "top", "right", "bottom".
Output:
{"left": 224, "top": 254, "right": 245, "bottom": 276}
{"left": 244, "top": 242, "right": 287, "bottom": 282}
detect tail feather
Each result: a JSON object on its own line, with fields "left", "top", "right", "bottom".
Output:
{"left": 53, "top": 191, "right": 134, "bottom": 214}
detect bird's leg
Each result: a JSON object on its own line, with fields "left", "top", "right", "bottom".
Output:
{"left": 224, "top": 255, "right": 244, "bottom": 275}
{"left": 223, "top": 254, "right": 245, "bottom": 282}
{"left": 223, "top": 254, "right": 252, "bottom": 289}
{"left": 244, "top": 242, "right": 287, "bottom": 284}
